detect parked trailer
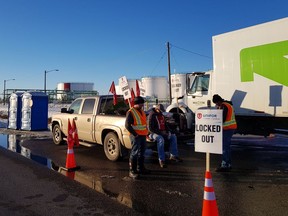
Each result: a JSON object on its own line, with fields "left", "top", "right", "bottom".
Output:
{"left": 168, "top": 17, "right": 288, "bottom": 136}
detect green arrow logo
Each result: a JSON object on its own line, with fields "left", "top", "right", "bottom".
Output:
{"left": 240, "top": 40, "right": 288, "bottom": 86}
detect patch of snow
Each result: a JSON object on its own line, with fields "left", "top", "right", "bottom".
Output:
{"left": 0, "top": 103, "right": 68, "bottom": 129}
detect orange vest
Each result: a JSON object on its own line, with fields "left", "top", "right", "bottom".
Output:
{"left": 129, "top": 108, "right": 148, "bottom": 136}
{"left": 222, "top": 102, "right": 237, "bottom": 130}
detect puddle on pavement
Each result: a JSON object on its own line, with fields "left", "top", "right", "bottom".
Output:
{"left": 0, "top": 133, "right": 145, "bottom": 212}
{"left": 0, "top": 133, "right": 53, "bottom": 168}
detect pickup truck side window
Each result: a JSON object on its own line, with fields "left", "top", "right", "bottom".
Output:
{"left": 82, "top": 99, "right": 95, "bottom": 114}
{"left": 68, "top": 99, "right": 82, "bottom": 114}
{"left": 99, "top": 97, "right": 129, "bottom": 116}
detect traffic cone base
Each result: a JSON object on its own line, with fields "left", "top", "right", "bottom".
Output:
{"left": 65, "top": 148, "right": 80, "bottom": 171}
{"left": 65, "top": 170, "right": 76, "bottom": 180}
{"left": 64, "top": 118, "right": 80, "bottom": 172}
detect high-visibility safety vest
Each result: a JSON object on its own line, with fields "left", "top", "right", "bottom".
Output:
{"left": 129, "top": 108, "right": 148, "bottom": 136}
{"left": 222, "top": 102, "right": 237, "bottom": 130}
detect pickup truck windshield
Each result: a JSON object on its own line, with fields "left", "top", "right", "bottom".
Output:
{"left": 68, "top": 99, "right": 82, "bottom": 114}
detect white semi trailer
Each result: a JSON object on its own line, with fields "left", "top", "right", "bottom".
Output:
{"left": 167, "top": 17, "right": 288, "bottom": 136}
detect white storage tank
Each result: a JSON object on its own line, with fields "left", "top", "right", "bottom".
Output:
{"left": 153, "top": 76, "right": 169, "bottom": 99}
{"left": 141, "top": 76, "right": 168, "bottom": 99}
{"left": 128, "top": 79, "right": 137, "bottom": 92}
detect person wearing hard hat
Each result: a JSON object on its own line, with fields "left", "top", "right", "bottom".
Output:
{"left": 212, "top": 94, "right": 237, "bottom": 172}
{"left": 125, "top": 96, "right": 150, "bottom": 179}
{"left": 147, "top": 104, "right": 182, "bottom": 168}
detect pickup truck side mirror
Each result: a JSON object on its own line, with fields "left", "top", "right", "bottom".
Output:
{"left": 61, "top": 108, "right": 68, "bottom": 113}
{"left": 61, "top": 108, "right": 74, "bottom": 114}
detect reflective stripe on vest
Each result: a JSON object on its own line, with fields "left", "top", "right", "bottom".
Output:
{"left": 222, "top": 102, "right": 237, "bottom": 130}
{"left": 130, "top": 108, "right": 148, "bottom": 135}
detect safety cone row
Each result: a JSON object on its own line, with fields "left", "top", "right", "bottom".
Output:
{"left": 65, "top": 119, "right": 80, "bottom": 171}
{"left": 202, "top": 171, "right": 219, "bottom": 216}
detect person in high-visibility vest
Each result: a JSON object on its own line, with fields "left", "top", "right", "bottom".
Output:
{"left": 212, "top": 94, "right": 237, "bottom": 172}
{"left": 147, "top": 104, "right": 182, "bottom": 168}
{"left": 125, "top": 96, "right": 150, "bottom": 179}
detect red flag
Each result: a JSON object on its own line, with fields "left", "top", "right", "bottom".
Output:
{"left": 72, "top": 119, "right": 79, "bottom": 147}
{"left": 67, "top": 118, "right": 74, "bottom": 147}
{"left": 130, "top": 88, "right": 135, "bottom": 107}
{"left": 136, "top": 80, "right": 140, "bottom": 96}
{"left": 109, "top": 81, "right": 117, "bottom": 105}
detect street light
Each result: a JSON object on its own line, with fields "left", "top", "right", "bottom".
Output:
{"left": 44, "top": 69, "right": 59, "bottom": 94}
{"left": 3, "top": 78, "right": 15, "bottom": 105}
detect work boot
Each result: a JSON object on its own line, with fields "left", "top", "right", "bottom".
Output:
{"left": 137, "top": 157, "right": 151, "bottom": 174}
{"left": 129, "top": 159, "right": 139, "bottom": 179}
{"left": 129, "top": 170, "right": 139, "bottom": 179}
{"left": 138, "top": 166, "right": 151, "bottom": 175}
{"left": 159, "top": 160, "right": 167, "bottom": 168}
{"left": 169, "top": 155, "right": 183, "bottom": 162}
{"left": 215, "top": 162, "right": 232, "bottom": 172}
{"left": 215, "top": 166, "right": 231, "bottom": 172}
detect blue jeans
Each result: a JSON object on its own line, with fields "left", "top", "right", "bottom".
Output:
{"left": 129, "top": 135, "right": 146, "bottom": 168}
{"left": 150, "top": 133, "right": 179, "bottom": 161}
{"left": 222, "top": 129, "right": 235, "bottom": 167}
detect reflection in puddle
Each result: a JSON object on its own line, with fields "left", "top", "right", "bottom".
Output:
{"left": 0, "top": 134, "right": 52, "bottom": 169}
{"left": 0, "top": 134, "right": 136, "bottom": 211}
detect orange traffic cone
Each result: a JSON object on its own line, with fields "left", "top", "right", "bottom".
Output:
{"left": 202, "top": 171, "right": 219, "bottom": 216}
{"left": 72, "top": 119, "right": 79, "bottom": 147}
{"left": 65, "top": 119, "right": 80, "bottom": 171}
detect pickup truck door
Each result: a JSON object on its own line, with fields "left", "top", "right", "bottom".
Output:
{"left": 74, "top": 98, "right": 96, "bottom": 143}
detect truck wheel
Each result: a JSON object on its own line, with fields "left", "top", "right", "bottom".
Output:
{"left": 52, "top": 124, "right": 65, "bottom": 145}
{"left": 104, "top": 132, "right": 120, "bottom": 161}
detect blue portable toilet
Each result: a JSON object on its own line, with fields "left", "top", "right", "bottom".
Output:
{"left": 21, "top": 91, "right": 49, "bottom": 131}
{"left": 8, "top": 92, "right": 24, "bottom": 130}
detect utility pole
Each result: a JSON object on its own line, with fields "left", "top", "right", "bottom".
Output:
{"left": 44, "top": 69, "right": 59, "bottom": 94}
{"left": 167, "top": 42, "right": 172, "bottom": 104}
{"left": 3, "top": 79, "right": 15, "bottom": 105}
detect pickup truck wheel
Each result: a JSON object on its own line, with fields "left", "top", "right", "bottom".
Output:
{"left": 52, "top": 124, "right": 65, "bottom": 145}
{"left": 104, "top": 132, "right": 120, "bottom": 161}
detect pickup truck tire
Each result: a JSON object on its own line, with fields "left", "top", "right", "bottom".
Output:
{"left": 104, "top": 132, "right": 121, "bottom": 161}
{"left": 52, "top": 124, "right": 65, "bottom": 145}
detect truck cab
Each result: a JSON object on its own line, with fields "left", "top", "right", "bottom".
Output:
{"left": 186, "top": 71, "right": 212, "bottom": 112}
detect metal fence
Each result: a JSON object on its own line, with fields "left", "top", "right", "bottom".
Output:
{"left": 2, "top": 89, "right": 172, "bottom": 109}
{"left": 2, "top": 89, "right": 99, "bottom": 104}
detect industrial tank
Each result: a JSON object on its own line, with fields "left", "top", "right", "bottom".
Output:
{"left": 141, "top": 76, "right": 168, "bottom": 99}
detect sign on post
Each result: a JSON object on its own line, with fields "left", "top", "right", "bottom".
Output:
{"left": 119, "top": 76, "right": 131, "bottom": 100}
{"left": 195, "top": 109, "right": 223, "bottom": 154}
{"left": 171, "top": 74, "right": 184, "bottom": 98}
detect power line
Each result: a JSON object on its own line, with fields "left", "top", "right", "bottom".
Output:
{"left": 151, "top": 50, "right": 167, "bottom": 74}
{"left": 170, "top": 43, "right": 212, "bottom": 59}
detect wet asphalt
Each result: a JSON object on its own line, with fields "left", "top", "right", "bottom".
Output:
{"left": 0, "top": 131, "right": 288, "bottom": 216}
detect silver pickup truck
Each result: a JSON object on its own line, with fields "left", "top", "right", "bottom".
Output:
{"left": 51, "top": 95, "right": 132, "bottom": 161}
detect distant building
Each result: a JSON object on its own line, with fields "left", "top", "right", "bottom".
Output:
{"left": 56, "top": 82, "right": 96, "bottom": 100}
